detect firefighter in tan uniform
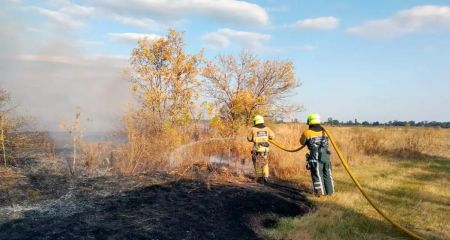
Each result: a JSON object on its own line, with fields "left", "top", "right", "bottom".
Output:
{"left": 247, "top": 115, "right": 275, "bottom": 183}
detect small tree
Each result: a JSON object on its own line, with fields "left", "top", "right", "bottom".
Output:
{"left": 119, "top": 29, "right": 203, "bottom": 173}
{"left": 202, "top": 51, "right": 300, "bottom": 134}
{"left": 60, "top": 109, "right": 84, "bottom": 176}
{"left": 129, "top": 28, "right": 203, "bottom": 134}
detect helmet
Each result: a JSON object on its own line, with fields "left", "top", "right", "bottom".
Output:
{"left": 307, "top": 113, "right": 321, "bottom": 125}
{"left": 253, "top": 115, "right": 264, "bottom": 125}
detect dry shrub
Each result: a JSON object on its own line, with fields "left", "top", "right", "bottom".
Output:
{"left": 348, "top": 127, "right": 386, "bottom": 156}
{"left": 80, "top": 142, "right": 113, "bottom": 176}
{"left": 7, "top": 131, "right": 55, "bottom": 161}
{"left": 112, "top": 130, "right": 187, "bottom": 175}
{"left": 1, "top": 128, "right": 55, "bottom": 170}
{"left": 110, "top": 118, "right": 213, "bottom": 175}
{"left": 0, "top": 94, "right": 54, "bottom": 167}
{"left": 387, "top": 127, "right": 442, "bottom": 158}
{"left": 169, "top": 136, "right": 249, "bottom": 177}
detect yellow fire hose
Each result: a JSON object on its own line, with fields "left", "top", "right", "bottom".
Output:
{"left": 269, "top": 140, "right": 306, "bottom": 152}
{"left": 269, "top": 127, "right": 424, "bottom": 240}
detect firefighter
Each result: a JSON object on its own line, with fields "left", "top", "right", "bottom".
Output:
{"left": 300, "top": 113, "right": 335, "bottom": 196}
{"left": 247, "top": 115, "right": 275, "bottom": 183}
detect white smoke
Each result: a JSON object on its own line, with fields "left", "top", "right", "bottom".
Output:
{"left": 0, "top": 2, "right": 131, "bottom": 131}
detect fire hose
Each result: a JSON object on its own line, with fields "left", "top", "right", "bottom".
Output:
{"left": 269, "top": 127, "right": 424, "bottom": 240}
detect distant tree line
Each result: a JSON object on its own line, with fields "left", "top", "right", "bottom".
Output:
{"left": 323, "top": 117, "right": 450, "bottom": 128}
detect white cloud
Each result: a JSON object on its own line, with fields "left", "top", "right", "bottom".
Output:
{"left": 111, "top": 14, "right": 165, "bottom": 30}
{"left": 202, "top": 28, "right": 271, "bottom": 51}
{"left": 27, "top": 0, "right": 164, "bottom": 30}
{"left": 60, "top": 3, "right": 95, "bottom": 16}
{"left": 29, "top": 6, "right": 84, "bottom": 29}
{"left": 27, "top": 1, "right": 94, "bottom": 29}
{"left": 26, "top": 0, "right": 268, "bottom": 31}
{"left": 348, "top": 5, "right": 450, "bottom": 38}
{"left": 202, "top": 33, "right": 231, "bottom": 49}
{"left": 78, "top": 40, "right": 104, "bottom": 46}
{"left": 90, "top": 0, "right": 269, "bottom": 26}
{"left": 17, "top": 54, "right": 127, "bottom": 66}
{"left": 108, "top": 33, "right": 162, "bottom": 43}
{"left": 291, "top": 16, "right": 340, "bottom": 30}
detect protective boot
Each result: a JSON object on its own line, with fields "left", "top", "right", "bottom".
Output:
{"left": 262, "top": 163, "right": 269, "bottom": 183}
{"left": 253, "top": 152, "right": 269, "bottom": 184}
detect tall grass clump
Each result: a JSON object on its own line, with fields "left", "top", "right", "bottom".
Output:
{"left": 80, "top": 141, "right": 113, "bottom": 176}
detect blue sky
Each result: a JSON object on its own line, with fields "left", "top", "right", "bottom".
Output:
{"left": 1, "top": 0, "right": 450, "bottom": 130}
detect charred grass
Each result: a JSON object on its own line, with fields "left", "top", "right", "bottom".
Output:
{"left": 0, "top": 168, "right": 313, "bottom": 240}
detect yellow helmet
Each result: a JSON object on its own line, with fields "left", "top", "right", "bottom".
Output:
{"left": 307, "top": 113, "right": 321, "bottom": 125}
{"left": 253, "top": 115, "right": 264, "bottom": 125}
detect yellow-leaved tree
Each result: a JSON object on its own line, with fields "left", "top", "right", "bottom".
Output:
{"left": 129, "top": 29, "right": 203, "bottom": 133}
{"left": 202, "top": 52, "right": 301, "bottom": 135}
{"left": 120, "top": 29, "right": 203, "bottom": 173}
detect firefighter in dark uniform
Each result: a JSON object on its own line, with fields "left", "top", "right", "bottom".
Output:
{"left": 247, "top": 115, "right": 275, "bottom": 183}
{"left": 300, "top": 113, "right": 335, "bottom": 196}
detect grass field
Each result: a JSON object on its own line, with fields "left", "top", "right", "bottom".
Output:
{"left": 260, "top": 127, "right": 450, "bottom": 240}
{"left": 162, "top": 124, "right": 450, "bottom": 239}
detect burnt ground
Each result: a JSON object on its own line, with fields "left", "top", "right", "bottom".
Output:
{"left": 0, "top": 165, "right": 313, "bottom": 240}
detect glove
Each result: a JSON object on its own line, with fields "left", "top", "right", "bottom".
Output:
{"left": 305, "top": 153, "right": 311, "bottom": 170}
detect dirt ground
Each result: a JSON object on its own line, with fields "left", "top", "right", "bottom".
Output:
{"left": 0, "top": 162, "right": 314, "bottom": 240}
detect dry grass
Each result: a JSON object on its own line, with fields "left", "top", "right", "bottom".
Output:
{"left": 80, "top": 142, "right": 113, "bottom": 176}
{"left": 263, "top": 125, "right": 449, "bottom": 181}
{"left": 253, "top": 125, "right": 450, "bottom": 240}
{"left": 5, "top": 122, "right": 447, "bottom": 239}
{"left": 161, "top": 124, "right": 450, "bottom": 239}
{"left": 110, "top": 123, "right": 450, "bottom": 179}
{"left": 263, "top": 155, "right": 449, "bottom": 240}
{"left": 71, "top": 123, "right": 450, "bottom": 239}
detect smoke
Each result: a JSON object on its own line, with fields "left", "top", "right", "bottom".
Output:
{"left": 0, "top": 2, "right": 131, "bottom": 131}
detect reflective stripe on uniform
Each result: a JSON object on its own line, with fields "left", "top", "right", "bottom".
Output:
{"left": 315, "top": 164, "right": 324, "bottom": 195}
{"left": 262, "top": 164, "right": 269, "bottom": 178}
{"left": 328, "top": 167, "right": 335, "bottom": 193}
